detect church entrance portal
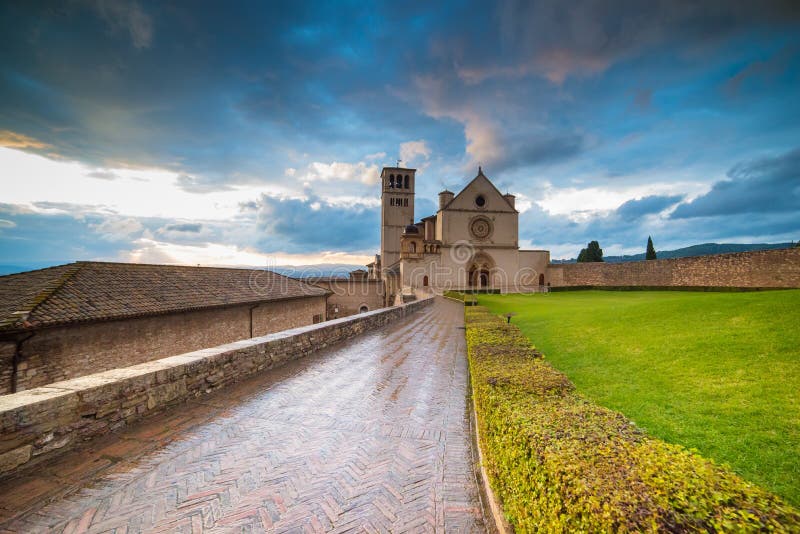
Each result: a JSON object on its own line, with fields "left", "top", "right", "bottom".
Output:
{"left": 468, "top": 252, "right": 494, "bottom": 289}
{"left": 469, "top": 268, "right": 491, "bottom": 288}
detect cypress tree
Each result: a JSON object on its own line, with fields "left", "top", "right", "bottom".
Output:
{"left": 646, "top": 236, "right": 657, "bottom": 260}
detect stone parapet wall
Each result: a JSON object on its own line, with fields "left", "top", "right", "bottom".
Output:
{"left": 0, "top": 298, "right": 433, "bottom": 478}
{"left": 547, "top": 248, "right": 800, "bottom": 288}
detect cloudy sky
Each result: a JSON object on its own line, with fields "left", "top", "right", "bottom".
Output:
{"left": 1, "top": 1, "right": 799, "bottom": 269}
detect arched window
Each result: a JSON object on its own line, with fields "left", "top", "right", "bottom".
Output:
{"left": 359, "top": 305, "right": 368, "bottom": 313}
{"left": 404, "top": 175, "right": 410, "bottom": 189}
{"left": 410, "top": 242, "right": 417, "bottom": 253}
{"left": 389, "top": 175, "right": 395, "bottom": 188}
{"left": 423, "top": 275, "right": 429, "bottom": 286}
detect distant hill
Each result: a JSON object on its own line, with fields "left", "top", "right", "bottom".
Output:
{"left": 267, "top": 264, "right": 367, "bottom": 278}
{"left": 552, "top": 242, "right": 795, "bottom": 264}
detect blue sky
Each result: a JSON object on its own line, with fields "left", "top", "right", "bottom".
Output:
{"left": 1, "top": 0, "right": 799, "bottom": 268}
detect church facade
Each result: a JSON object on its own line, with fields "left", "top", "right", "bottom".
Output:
{"left": 368, "top": 166, "right": 551, "bottom": 304}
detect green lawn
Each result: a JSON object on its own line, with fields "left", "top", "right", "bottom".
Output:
{"left": 478, "top": 290, "right": 800, "bottom": 506}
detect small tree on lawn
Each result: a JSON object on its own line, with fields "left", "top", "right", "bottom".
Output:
{"left": 646, "top": 236, "right": 657, "bottom": 260}
{"left": 577, "top": 240, "right": 604, "bottom": 262}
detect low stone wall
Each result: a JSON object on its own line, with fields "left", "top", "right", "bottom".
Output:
{"left": 547, "top": 248, "right": 800, "bottom": 289}
{"left": 0, "top": 298, "right": 433, "bottom": 477}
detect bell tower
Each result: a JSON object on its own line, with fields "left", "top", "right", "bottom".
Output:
{"left": 380, "top": 166, "right": 416, "bottom": 275}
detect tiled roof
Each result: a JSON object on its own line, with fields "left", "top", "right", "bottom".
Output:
{"left": 0, "top": 262, "right": 329, "bottom": 333}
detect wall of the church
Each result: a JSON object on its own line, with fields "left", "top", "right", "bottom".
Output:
{"left": 438, "top": 210, "right": 518, "bottom": 248}
{"left": 546, "top": 248, "right": 800, "bottom": 289}
{"left": 400, "top": 247, "right": 548, "bottom": 292}
{"left": 519, "top": 250, "right": 551, "bottom": 285}
{"left": 2, "top": 296, "right": 327, "bottom": 394}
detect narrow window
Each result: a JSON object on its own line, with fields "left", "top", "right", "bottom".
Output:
{"left": 404, "top": 175, "right": 410, "bottom": 189}
{"left": 390, "top": 175, "right": 395, "bottom": 188}
{"left": 404, "top": 198, "right": 408, "bottom": 207}
{"left": 410, "top": 242, "right": 416, "bottom": 253}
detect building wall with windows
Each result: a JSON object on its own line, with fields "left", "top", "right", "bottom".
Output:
{"left": 2, "top": 296, "right": 327, "bottom": 394}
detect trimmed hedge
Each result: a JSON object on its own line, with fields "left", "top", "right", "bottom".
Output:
{"left": 465, "top": 305, "right": 800, "bottom": 532}
{"left": 444, "top": 290, "right": 478, "bottom": 305}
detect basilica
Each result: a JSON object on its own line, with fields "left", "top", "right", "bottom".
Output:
{"left": 366, "top": 166, "right": 551, "bottom": 304}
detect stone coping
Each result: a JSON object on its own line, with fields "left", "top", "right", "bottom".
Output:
{"left": 0, "top": 297, "right": 433, "bottom": 478}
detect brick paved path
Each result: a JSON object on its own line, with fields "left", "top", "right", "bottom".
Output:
{"left": 0, "top": 298, "right": 486, "bottom": 533}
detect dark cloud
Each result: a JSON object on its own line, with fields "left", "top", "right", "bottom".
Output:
{"left": 494, "top": 0, "right": 800, "bottom": 84}
{"left": 671, "top": 147, "right": 800, "bottom": 218}
{"left": 616, "top": 195, "right": 683, "bottom": 220}
{"left": 725, "top": 46, "right": 797, "bottom": 96}
{"left": 163, "top": 223, "right": 203, "bottom": 233}
{"left": 253, "top": 193, "right": 378, "bottom": 253}
{"left": 500, "top": 134, "right": 585, "bottom": 172}
{"left": 86, "top": 170, "right": 119, "bottom": 180}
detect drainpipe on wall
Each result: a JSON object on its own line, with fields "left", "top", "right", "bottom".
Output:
{"left": 248, "top": 304, "right": 259, "bottom": 338}
{"left": 11, "top": 332, "right": 35, "bottom": 394}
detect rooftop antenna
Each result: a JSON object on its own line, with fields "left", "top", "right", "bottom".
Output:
{"left": 396, "top": 158, "right": 402, "bottom": 168}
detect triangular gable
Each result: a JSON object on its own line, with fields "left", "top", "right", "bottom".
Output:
{"left": 442, "top": 169, "right": 516, "bottom": 212}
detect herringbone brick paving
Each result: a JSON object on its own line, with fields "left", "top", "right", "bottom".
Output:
{"left": 0, "top": 298, "right": 486, "bottom": 533}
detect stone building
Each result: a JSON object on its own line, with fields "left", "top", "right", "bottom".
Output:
{"left": 377, "top": 166, "right": 550, "bottom": 303}
{"left": 307, "top": 270, "right": 384, "bottom": 319}
{"left": 0, "top": 262, "right": 329, "bottom": 394}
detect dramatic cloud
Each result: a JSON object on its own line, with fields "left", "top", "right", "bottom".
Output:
{"left": 253, "top": 193, "right": 379, "bottom": 254}
{"left": 1, "top": 1, "right": 799, "bottom": 268}
{"left": 0, "top": 130, "right": 50, "bottom": 150}
{"left": 672, "top": 147, "right": 800, "bottom": 218}
{"left": 85, "top": 0, "right": 154, "bottom": 49}
{"left": 163, "top": 223, "right": 203, "bottom": 233}
{"left": 617, "top": 195, "right": 684, "bottom": 221}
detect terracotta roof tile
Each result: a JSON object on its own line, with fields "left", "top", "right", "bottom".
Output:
{"left": 0, "top": 262, "right": 328, "bottom": 332}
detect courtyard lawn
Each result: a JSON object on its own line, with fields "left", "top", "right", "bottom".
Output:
{"left": 478, "top": 290, "right": 800, "bottom": 506}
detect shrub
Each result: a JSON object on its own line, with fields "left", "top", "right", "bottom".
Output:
{"left": 444, "top": 290, "right": 477, "bottom": 305}
{"left": 465, "top": 305, "right": 800, "bottom": 532}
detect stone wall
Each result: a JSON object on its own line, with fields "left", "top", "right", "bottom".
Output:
{"left": 0, "top": 297, "right": 433, "bottom": 478}
{"left": 3, "top": 296, "right": 328, "bottom": 394}
{"left": 547, "top": 248, "right": 800, "bottom": 289}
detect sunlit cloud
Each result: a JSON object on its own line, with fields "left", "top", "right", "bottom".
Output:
{"left": 0, "top": 130, "right": 51, "bottom": 150}
{"left": 124, "top": 238, "right": 373, "bottom": 267}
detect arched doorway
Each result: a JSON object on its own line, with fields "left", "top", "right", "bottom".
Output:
{"left": 423, "top": 275, "right": 429, "bottom": 286}
{"left": 468, "top": 253, "right": 494, "bottom": 289}
{"left": 539, "top": 273, "right": 545, "bottom": 286}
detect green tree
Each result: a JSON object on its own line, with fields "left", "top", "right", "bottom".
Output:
{"left": 577, "top": 240, "right": 604, "bottom": 262}
{"left": 646, "top": 236, "right": 657, "bottom": 260}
